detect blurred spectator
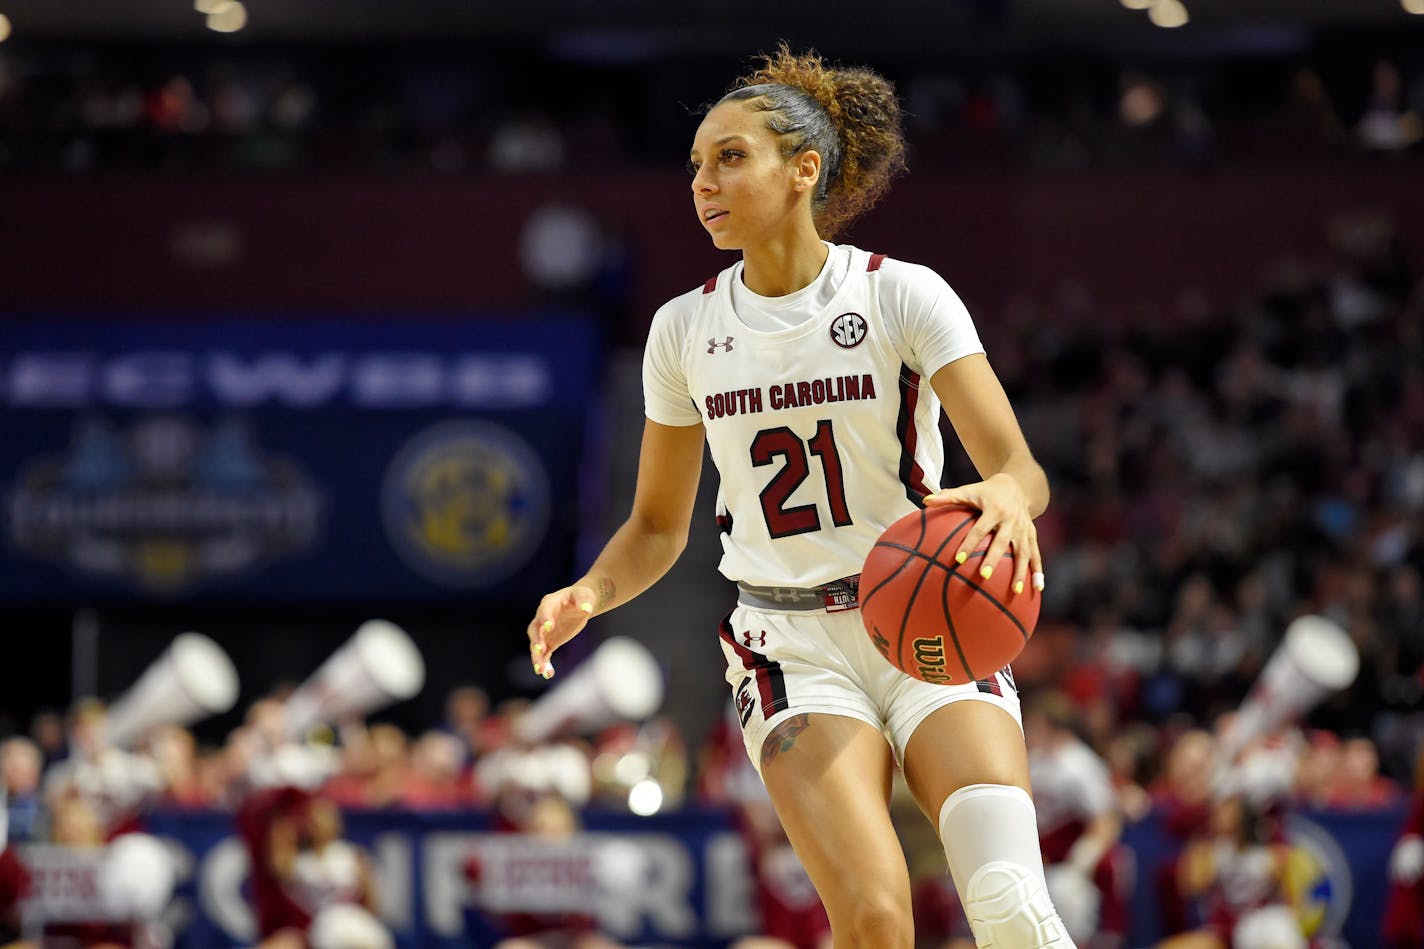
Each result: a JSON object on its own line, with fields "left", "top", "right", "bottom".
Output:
{"left": 487, "top": 109, "right": 565, "bottom": 174}
{"left": 289, "top": 798, "right": 390, "bottom": 949}
{"left": 1157, "top": 795, "right": 1305, "bottom": 949}
{"left": 41, "top": 700, "right": 163, "bottom": 838}
{"left": 442, "top": 685, "right": 491, "bottom": 767}
{"left": 398, "top": 731, "right": 471, "bottom": 809}
{"left": 147, "top": 724, "right": 206, "bottom": 809}
{"left": 1151, "top": 729, "right": 1216, "bottom": 936}
{"left": 1357, "top": 60, "right": 1422, "bottom": 153}
{"left": 0, "top": 841, "right": 28, "bottom": 947}
{"left": 518, "top": 202, "right": 607, "bottom": 309}
{"left": 29, "top": 712, "right": 67, "bottom": 769}
{"left": 323, "top": 723, "right": 409, "bottom": 809}
{"left": 1025, "top": 692, "right": 1130, "bottom": 949}
{"left": 2, "top": 737, "right": 44, "bottom": 844}
{"left": 463, "top": 793, "right": 626, "bottom": 949}
{"left": 1324, "top": 736, "right": 1402, "bottom": 809}
{"left": 1383, "top": 744, "right": 1424, "bottom": 948}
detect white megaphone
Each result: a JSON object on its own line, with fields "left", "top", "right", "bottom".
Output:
{"left": 105, "top": 633, "right": 240, "bottom": 748}
{"left": 283, "top": 619, "right": 425, "bottom": 738}
{"left": 515, "top": 636, "right": 664, "bottom": 744}
{"left": 1219, "top": 614, "right": 1360, "bottom": 763}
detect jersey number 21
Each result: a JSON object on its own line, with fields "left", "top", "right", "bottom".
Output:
{"left": 750, "top": 419, "right": 852, "bottom": 538}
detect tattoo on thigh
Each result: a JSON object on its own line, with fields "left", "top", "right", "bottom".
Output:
{"left": 761, "top": 714, "right": 812, "bottom": 767}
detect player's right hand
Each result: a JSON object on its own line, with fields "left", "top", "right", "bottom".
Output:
{"left": 527, "top": 585, "right": 596, "bottom": 680}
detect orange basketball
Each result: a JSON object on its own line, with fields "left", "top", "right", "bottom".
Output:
{"left": 859, "top": 503, "right": 1039, "bottom": 685}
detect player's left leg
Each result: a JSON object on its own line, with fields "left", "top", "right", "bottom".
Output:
{"left": 901, "top": 699, "right": 1075, "bottom": 949}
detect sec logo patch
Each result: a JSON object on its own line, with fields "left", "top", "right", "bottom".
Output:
{"left": 830, "top": 312, "right": 867, "bottom": 348}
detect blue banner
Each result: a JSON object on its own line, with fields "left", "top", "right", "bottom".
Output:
{"left": 0, "top": 318, "right": 601, "bottom": 603}
{"left": 131, "top": 804, "right": 1405, "bottom": 948}
{"left": 142, "top": 807, "right": 752, "bottom": 948}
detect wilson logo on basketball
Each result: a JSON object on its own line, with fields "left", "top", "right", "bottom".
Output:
{"left": 912, "top": 637, "right": 954, "bottom": 684}
{"left": 829, "top": 313, "right": 867, "bottom": 349}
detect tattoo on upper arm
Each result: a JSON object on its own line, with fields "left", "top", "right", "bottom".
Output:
{"left": 760, "top": 714, "right": 811, "bottom": 767}
{"left": 596, "top": 576, "right": 616, "bottom": 608}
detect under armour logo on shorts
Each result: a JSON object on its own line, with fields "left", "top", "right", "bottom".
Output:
{"left": 742, "top": 629, "right": 767, "bottom": 648}
{"left": 707, "top": 336, "right": 735, "bottom": 354}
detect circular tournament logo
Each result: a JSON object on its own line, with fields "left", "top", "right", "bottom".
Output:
{"left": 829, "top": 312, "right": 867, "bottom": 348}
{"left": 381, "top": 420, "right": 551, "bottom": 588}
{"left": 1282, "top": 815, "right": 1353, "bottom": 938}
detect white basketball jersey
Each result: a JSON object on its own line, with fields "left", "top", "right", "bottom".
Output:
{"left": 643, "top": 244, "right": 985, "bottom": 588}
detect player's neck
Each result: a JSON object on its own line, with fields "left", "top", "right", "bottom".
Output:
{"left": 740, "top": 232, "right": 830, "bottom": 298}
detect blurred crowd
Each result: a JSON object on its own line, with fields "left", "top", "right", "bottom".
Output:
{"left": 2, "top": 674, "right": 1420, "bottom": 947}
{"left": 0, "top": 43, "right": 1420, "bottom": 176}
{"left": 989, "top": 206, "right": 1424, "bottom": 789}
{"left": 0, "top": 685, "right": 692, "bottom": 949}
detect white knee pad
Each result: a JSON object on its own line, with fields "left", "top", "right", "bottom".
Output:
{"left": 964, "top": 861, "right": 1077, "bottom": 949}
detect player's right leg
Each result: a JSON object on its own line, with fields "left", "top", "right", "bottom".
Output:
{"left": 757, "top": 712, "right": 914, "bottom": 949}
{"left": 720, "top": 604, "right": 915, "bottom": 947}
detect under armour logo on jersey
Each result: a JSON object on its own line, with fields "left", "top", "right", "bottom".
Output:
{"left": 742, "top": 629, "right": 767, "bottom": 648}
{"left": 707, "top": 336, "right": 735, "bottom": 354}
{"left": 829, "top": 312, "right": 867, "bottom": 349}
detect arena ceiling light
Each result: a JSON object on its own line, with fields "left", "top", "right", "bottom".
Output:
{"left": 0, "top": 13, "right": 11, "bottom": 42}
{"left": 1149, "top": 0, "right": 1190, "bottom": 27}
{"left": 1118, "top": 0, "right": 1190, "bottom": 28}
{"left": 205, "top": 0, "right": 247, "bottom": 32}
{"left": 1404, "top": 0, "right": 1424, "bottom": 14}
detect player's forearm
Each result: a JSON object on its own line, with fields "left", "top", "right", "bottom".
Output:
{"left": 574, "top": 515, "right": 688, "bottom": 616}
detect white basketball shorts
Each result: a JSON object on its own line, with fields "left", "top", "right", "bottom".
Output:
{"left": 718, "top": 602, "right": 1022, "bottom": 775}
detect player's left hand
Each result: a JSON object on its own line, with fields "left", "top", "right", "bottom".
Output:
{"left": 924, "top": 473, "right": 1044, "bottom": 596}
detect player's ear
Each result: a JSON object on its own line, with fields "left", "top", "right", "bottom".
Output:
{"left": 792, "top": 148, "right": 821, "bottom": 194}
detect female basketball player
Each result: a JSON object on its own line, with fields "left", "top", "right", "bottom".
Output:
{"left": 527, "top": 45, "right": 1072, "bottom": 948}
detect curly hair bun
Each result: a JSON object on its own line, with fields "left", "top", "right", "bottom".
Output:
{"left": 734, "top": 42, "right": 906, "bottom": 237}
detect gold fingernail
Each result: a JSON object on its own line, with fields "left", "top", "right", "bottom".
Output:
{"left": 1014, "top": 580, "right": 1024, "bottom": 595}
{"left": 540, "top": 620, "right": 554, "bottom": 633}
{"left": 955, "top": 552, "right": 968, "bottom": 565}
{"left": 980, "top": 565, "right": 993, "bottom": 579}
{"left": 532, "top": 642, "right": 544, "bottom": 654}
{"left": 542, "top": 666, "right": 554, "bottom": 679}
{"left": 579, "top": 603, "right": 593, "bottom": 614}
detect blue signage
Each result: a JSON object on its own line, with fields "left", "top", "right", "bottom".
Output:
{"left": 0, "top": 319, "right": 600, "bottom": 602}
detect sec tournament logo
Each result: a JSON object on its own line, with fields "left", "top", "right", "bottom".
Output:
{"left": 1282, "top": 815, "right": 1352, "bottom": 939}
{"left": 381, "top": 420, "right": 551, "bottom": 588}
{"left": 829, "top": 312, "right": 867, "bottom": 349}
